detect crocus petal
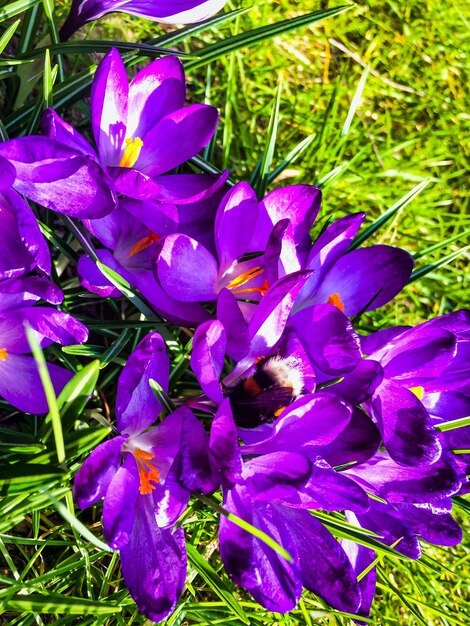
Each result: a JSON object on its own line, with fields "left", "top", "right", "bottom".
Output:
{"left": 303, "top": 213, "right": 366, "bottom": 298}
{"left": 332, "top": 358, "right": 383, "bottom": 405}
{"left": 151, "top": 171, "right": 229, "bottom": 204}
{"left": 41, "top": 108, "right": 97, "bottom": 157}
{"left": 12, "top": 307, "right": 89, "bottom": 347}
{"left": 0, "top": 354, "right": 72, "bottom": 414}
{"left": 282, "top": 507, "right": 361, "bottom": 614}
{"left": 220, "top": 487, "right": 302, "bottom": 613}
{"left": 120, "top": 501, "right": 187, "bottom": 623}
{"left": 369, "top": 380, "right": 442, "bottom": 466}
{"left": 156, "top": 233, "right": 218, "bottom": 301}
{"left": 379, "top": 327, "right": 457, "bottom": 384}
{"left": 321, "top": 406, "right": 382, "bottom": 467}
{"left": 116, "top": 332, "right": 170, "bottom": 436}
{"left": 341, "top": 537, "right": 376, "bottom": 624}
{"left": 255, "top": 185, "right": 321, "bottom": 266}
{"left": 353, "top": 500, "right": 421, "bottom": 559}
{"left": 290, "top": 304, "right": 361, "bottom": 375}
{"left": 216, "top": 288, "right": 249, "bottom": 361}
{"left": 312, "top": 245, "right": 414, "bottom": 316}
{"left": 178, "top": 406, "right": 219, "bottom": 493}
{"left": 135, "top": 104, "right": 219, "bottom": 177}
{"left": 345, "top": 451, "right": 464, "bottom": 504}
{"left": 103, "top": 454, "right": 139, "bottom": 549}
{"left": 0, "top": 154, "right": 16, "bottom": 188}
{"left": 60, "top": 1, "right": 228, "bottom": 40}
{"left": 0, "top": 192, "right": 39, "bottom": 280}
{"left": 240, "top": 392, "right": 352, "bottom": 455}
{"left": 397, "top": 503, "right": 463, "bottom": 546}
{"left": 191, "top": 320, "right": 226, "bottom": 403}
{"left": 73, "top": 436, "right": 126, "bottom": 509}
{"left": 0, "top": 276, "right": 63, "bottom": 309}
{"left": 0, "top": 189, "right": 51, "bottom": 278}
{"left": 91, "top": 48, "right": 128, "bottom": 167}
{"left": 214, "top": 182, "right": 259, "bottom": 270}
{"left": 0, "top": 137, "right": 116, "bottom": 218}
{"left": 209, "top": 398, "right": 243, "bottom": 488}
{"left": 128, "top": 56, "right": 186, "bottom": 138}
{"left": 78, "top": 251, "right": 123, "bottom": 298}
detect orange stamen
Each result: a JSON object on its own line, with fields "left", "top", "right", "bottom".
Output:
{"left": 0, "top": 348, "right": 7, "bottom": 361}
{"left": 233, "top": 278, "right": 270, "bottom": 297}
{"left": 134, "top": 447, "right": 160, "bottom": 495}
{"left": 327, "top": 292, "right": 345, "bottom": 312}
{"left": 119, "top": 137, "right": 143, "bottom": 168}
{"left": 128, "top": 232, "right": 160, "bottom": 258}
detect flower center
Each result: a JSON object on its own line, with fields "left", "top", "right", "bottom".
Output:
{"left": 0, "top": 348, "right": 8, "bottom": 361}
{"left": 119, "top": 137, "right": 144, "bottom": 168}
{"left": 128, "top": 231, "right": 160, "bottom": 258}
{"left": 133, "top": 447, "right": 160, "bottom": 495}
{"left": 327, "top": 292, "right": 345, "bottom": 312}
{"left": 227, "top": 266, "right": 269, "bottom": 297}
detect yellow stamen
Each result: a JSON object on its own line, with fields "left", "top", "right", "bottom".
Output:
{"left": 227, "top": 266, "right": 269, "bottom": 297}
{"left": 128, "top": 232, "right": 160, "bottom": 258}
{"left": 274, "top": 406, "right": 286, "bottom": 417}
{"left": 327, "top": 292, "right": 345, "bottom": 312}
{"left": 409, "top": 386, "right": 425, "bottom": 401}
{"left": 119, "top": 137, "right": 144, "bottom": 168}
{"left": 0, "top": 348, "right": 8, "bottom": 361}
{"left": 134, "top": 447, "right": 160, "bottom": 495}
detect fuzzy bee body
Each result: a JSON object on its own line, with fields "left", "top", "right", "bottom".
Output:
{"left": 224, "top": 356, "right": 304, "bottom": 428}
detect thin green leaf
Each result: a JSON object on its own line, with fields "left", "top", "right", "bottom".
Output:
{"left": 26, "top": 325, "right": 65, "bottom": 468}
{"left": 409, "top": 245, "right": 470, "bottom": 282}
{"left": 350, "top": 179, "right": 432, "bottom": 249}
{"left": 186, "top": 543, "right": 249, "bottom": 624}
{"left": 0, "top": 0, "right": 40, "bottom": 21}
{"left": 0, "top": 18, "right": 20, "bottom": 54}
{"left": 254, "top": 81, "right": 282, "bottom": 199}
{"left": 435, "top": 416, "right": 470, "bottom": 432}
{"left": 42, "top": 489, "right": 112, "bottom": 553}
{"left": 4, "top": 593, "right": 119, "bottom": 614}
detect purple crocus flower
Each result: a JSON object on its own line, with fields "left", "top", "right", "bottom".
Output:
{"left": 155, "top": 182, "right": 320, "bottom": 322}
{"left": 77, "top": 198, "right": 214, "bottom": 325}
{"left": 292, "top": 212, "right": 414, "bottom": 316}
{"left": 208, "top": 405, "right": 369, "bottom": 614}
{"left": 60, "top": 0, "right": 228, "bottom": 41}
{"left": 0, "top": 137, "right": 116, "bottom": 219}
{"left": 74, "top": 332, "right": 217, "bottom": 621}
{"left": 0, "top": 189, "right": 50, "bottom": 280}
{"left": 0, "top": 280, "right": 88, "bottom": 413}
{"left": 42, "top": 49, "right": 222, "bottom": 205}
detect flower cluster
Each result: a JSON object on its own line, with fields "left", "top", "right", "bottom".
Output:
{"left": 1, "top": 45, "right": 468, "bottom": 623}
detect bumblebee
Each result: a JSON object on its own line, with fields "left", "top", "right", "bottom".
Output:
{"left": 224, "top": 356, "right": 304, "bottom": 428}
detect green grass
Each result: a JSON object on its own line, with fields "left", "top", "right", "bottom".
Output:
{"left": 0, "top": 1, "right": 469, "bottom": 624}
